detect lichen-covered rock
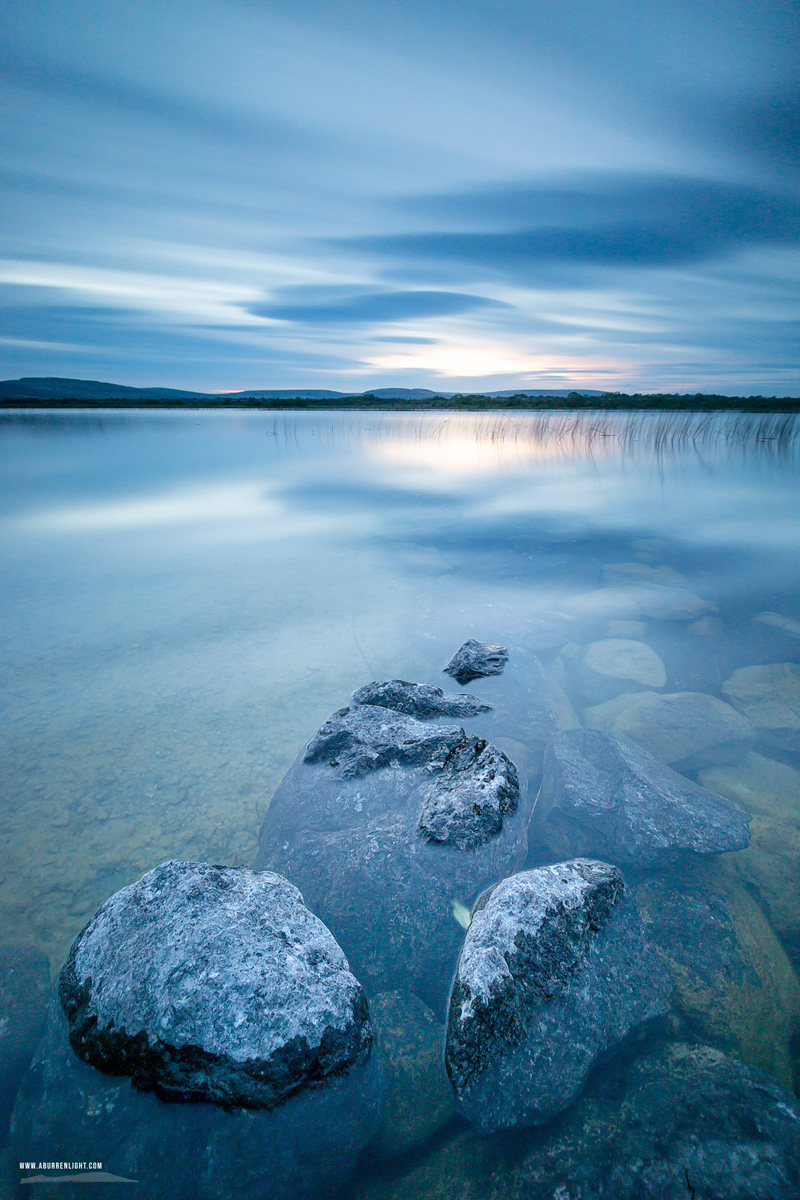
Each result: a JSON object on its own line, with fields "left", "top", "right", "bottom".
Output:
{"left": 634, "top": 864, "right": 800, "bottom": 1088}
{"left": 10, "top": 862, "right": 384, "bottom": 1200}
{"left": 578, "top": 638, "right": 667, "bottom": 703}
{"left": 443, "top": 640, "right": 509, "bottom": 686}
{"left": 368, "top": 990, "right": 456, "bottom": 1161}
{"left": 0, "top": 945, "right": 49, "bottom": 1139}
{"left": 353, "top": 1043, "right": 800, "bottom": 1200}
{"left": 583, "top": 689, "right": 754, "bottom": 770}
{"left": 256, "top": 706, "right": 528, "bottom": 1012}
{"left": 445, "top": 860, "right": 670, "bottom": 1131}
{"left": 351, "top": 680, "right": 491, "bottom": 720}
{"left": 721, "top": 662, "right": 800, "bottom": 751}
{"left": 537, "top": 728, "right": 751, "bottom": 868}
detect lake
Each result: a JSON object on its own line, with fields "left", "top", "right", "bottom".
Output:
{"left": 1, "top": 408, "right": 799, "bottom": 1197}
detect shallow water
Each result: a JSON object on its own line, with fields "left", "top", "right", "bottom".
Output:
{"left": 2, "top": 409, "right": 799, "bottom": 1193}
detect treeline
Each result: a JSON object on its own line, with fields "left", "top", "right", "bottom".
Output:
{"left": 3, "top": 392, "right": 799, "bottom": 412}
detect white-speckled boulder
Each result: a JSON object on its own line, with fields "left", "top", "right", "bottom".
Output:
{"left": 444, "top": 860, "right": 670, "bottom": 1131}
{"left": 255, "top": 704, "right": 528, "bottom": 1013}
{"left": 10, "top": 861, "right": 385, "bottom": 1200}
{"left": 536, "top": 728, "right": 751, "bottom": 868}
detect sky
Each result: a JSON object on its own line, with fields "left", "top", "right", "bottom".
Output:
{"left": 0, "top": 0, "right": 798, "bottom": 394}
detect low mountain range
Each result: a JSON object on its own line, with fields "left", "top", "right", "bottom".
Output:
{"left": 0, "top": 377, "right": 603, "bottom": 401}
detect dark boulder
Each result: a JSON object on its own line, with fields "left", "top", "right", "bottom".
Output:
{"left": 10, "top": 861, "right": 385, "bottom": 1200}
{"left": 351, "top": 679, "right": 491, "bottom": 720}
{"left": 443, "top": 640, "right": 508, "bottom": 686}
{"left": 536, "top": 728, "right": 751, "bottom": 868}
{"left": 352, "top": 1043, "right": 800, "bottom": 1200}
{"left": 0, "top": 945, "right": 49, "bottom": 1139}
{"left": 256, "top": 705, "right": 528, "bottom": 1012}
{"left": 445, "top": 860, "right": 670, "bottom": 1131}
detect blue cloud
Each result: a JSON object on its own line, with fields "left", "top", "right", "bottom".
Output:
{"left": 249, "top": 289, "right": 508, "bottom": 325}
{"left": 345, "top": 176, "right": 800, "bottom": 273}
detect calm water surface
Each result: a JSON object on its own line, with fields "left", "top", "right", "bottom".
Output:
{"left": 1, "top": 408, "right": 799, "bottom": 1190}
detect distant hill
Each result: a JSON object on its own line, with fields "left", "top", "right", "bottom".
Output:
{"left": 0, "top": 377, "right": 609, "bottom": 402}
{"left": 1, "top": 377, "right": 796, "bottom": 411}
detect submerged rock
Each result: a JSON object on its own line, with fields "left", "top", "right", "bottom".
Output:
{"left": 436, "top": 644, "right": 579, "bottom": 772}
{"left": 443, "top": 640, "right": 509, "bottom": 686}
{"left": 351, "top": 679, "right": 491, "bottom": 720}
{"left": 537, "top": 728, "right": 751, "bottom": 868}
{"left": 369, "top": 990, "right": 456, "bottom": 1161}
{"left": 256, "top": 705, "right": 528, "bottom": 1011}
{"left": 560, "top": 588, "right": 641, "bottom": 622}
{"left": 700, "top": 752, "right": 800, "bottom": 971}
{"left": 354, "top": 1043, "right": 800, "bottom": 1200}
{"left": 634, "top": 864, "right": 800, "bottom": 1088}
{"left": 0, "top": 945, "right": 49, "bottom": 1140}
{"left": 601, "top": 561, "right": 687, "bottom": 587}
{"left": 445, "top": 860, "right": 670, "bottom": 1131}
{"left": 583, "top": 689, "right": 754, "bottom": 770}
{"left": 11, "top": 861, "right": 384, "bottom": 1200}
{"left": 721, "top": 662, "right": 800, "bottom": 751}
{"left": 629, "top": 584, "right": 714, "bottom": 622}
{"left": 578, "top": 638, "right": 667, "bottom": 703}
{"left": 753, "top": 610, "right": 800, "bottom": 639}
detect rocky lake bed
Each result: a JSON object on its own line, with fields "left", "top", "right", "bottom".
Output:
{"left": 2, "top": 409, "right": 800, "bottom": 1197}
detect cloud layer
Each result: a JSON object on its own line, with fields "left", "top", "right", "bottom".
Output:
{"left": 0, "top": 0, "right": 797, "bottom": 392}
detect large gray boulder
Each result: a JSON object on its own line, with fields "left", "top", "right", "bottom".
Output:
{"left": 583, "top": 689, "right": 754, "bottom": 769}
{"left": 352, "top": 1043, "right": 800, "bottom": 1200}
{"left": 256, "top": 704, "right": 527, "bottom": 1012}
{"left": 11, "top": 861, "right": 384, "bottom": 1200}
{"left": 0, "top": 945, "right": 49, "bottom": 1139}
{"left": 536, "top": 728, "right": 751, "bottom": 868}
{"left": 444, "top": 860, "right": 670, "bottom": 1131}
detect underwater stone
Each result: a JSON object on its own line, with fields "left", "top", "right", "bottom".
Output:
{"left": 256, "top": 706, "right": 529, "bottom": 1012}
{"left": 351, "top": 679, "right": 491, "bottom": 720}
{"left": 445, "top": 860, "right": 670, "bottom": 1131}
{"left": 537, "top": 728, "right": 751, "bottom": 868}
{"left": 560, "top": 588, "right": 641, "bottom": 622}
{"left": 10, "top": 994, "right": 384, "bottom": 1200}
{"left": 583, "top": 689, "right": 755, "bottom": 770}
{"left": 0, "top": 945, "right": 50, "bottom": 1140}
{"left": 369, "top": 990, "right": 456, "bottom": 1160}
{"left": 578, "top": 637, "right": 667, "bottom": 703}
{"left": 601, "top": 561, "right": 687, "bottom": 587}
{"left": 443, "top": 639, "right": 509, "bottom": 685}
{"left": 628, "top": 584, "right": 714, "bottom": 621}
{"left": 353, "top": 1043, "right": 800, "bottom": 1200}
{"left": 58, "top": 859, "right": 376, "bottom": 1110}
{"left": 634, "top": 864, "right": 800, "bottom": 1089}
{"left": 721, "top": 662, "right": 800, "bottom": 752}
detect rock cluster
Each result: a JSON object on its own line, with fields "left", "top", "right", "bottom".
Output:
{"left": 256, "top": 701, "right": 528, "bottom": 1009}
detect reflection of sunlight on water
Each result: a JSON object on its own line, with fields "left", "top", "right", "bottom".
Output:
{"left": 10, "top": 481, "right": 281, "bottom": 533}
{"left": 367, "top": 416, "right": 618, "bottom": 474}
